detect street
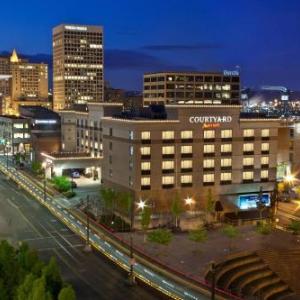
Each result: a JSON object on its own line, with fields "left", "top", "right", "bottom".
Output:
{"left": 0, "top": 173, "right": 156, "bottom": 300}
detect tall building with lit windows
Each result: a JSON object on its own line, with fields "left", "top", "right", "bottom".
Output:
{"left": 143, "top": 71, "right": 240, "bottom": 105}
{"left": 52, "top": 24, "right": 104, "bottom": 111}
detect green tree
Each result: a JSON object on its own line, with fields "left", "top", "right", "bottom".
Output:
{"left": 42, "top": 257, "right": 63, "bottom": 299}
{"left": 31, "top": 161, "right": 42, "bottom": 175}
{"left": 58, "top": 285, "right": 76, "bottom": 300}
{"left": 171, "top": 193, "right": 183, "bottom": 228}
{"left": 188, "top": 226, "right": 208, "bottom": 243}
{"left": 147, "top": 229, "right": 173, "bottom": 245}
{"left": 29, "top": 277, "right": 52, "bottom": 300}
{"left": 140, "top": 207, "right": 151, "bottom": 242}
{"left": 222, "top": 225, "right": 239, "bottom": 251}
{"left": 16, "top": 273, "right": 36, "bottom": 300}
{"left": 52, "top": 176, "right": 71, "bottom": 193}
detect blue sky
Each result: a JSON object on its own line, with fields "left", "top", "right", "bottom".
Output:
{"left": 1, "top": 0, "right": 300, "bottom": 90}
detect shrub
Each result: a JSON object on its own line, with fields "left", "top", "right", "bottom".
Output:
{"left": 287, "top": 220, "right": 300, "bottom": 235}
{"left": 147, "top": 229, "right": 173, "bottom": 245}
{"left": 52, "top": 176, "right": 71, "bottom": 193}
{"left": 256, "top": 222, "right": 272, "bottom": 235}
{"left": 188, "top": 227, "right": 208, "bottom": 242}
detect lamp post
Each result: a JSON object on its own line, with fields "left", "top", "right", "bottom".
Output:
{"left": 185, "top": 196, "right": 194, "bottom": 213}
{"left": 210, "top": 261, "right": 216, "bottom": 300}
{"left": 128, "top": 198, "right": 146, "bottom": 285}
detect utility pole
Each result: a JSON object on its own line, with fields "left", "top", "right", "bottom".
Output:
{"left": 210, "top": 261, "right": 216, "bottom": 300}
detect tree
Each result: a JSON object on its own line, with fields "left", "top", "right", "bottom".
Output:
{"left": 52, "top": 176, "right": 71, "bottom": 193}
{"left": 222, "top": 225, "right": 239, "bottom": 251}
{"left": 16, "top": 273, "right": 36, "bottom": 300}
{"left": 287, "top": 220, "right": 300, "bottom": 235}
{"left": 188, "top": 227, "right": 208, "bottom": 243}
{"left": 205, "top": 189, "right": 215, "bottom": 223}
{"left": 140, "top": 207, "right": 151, "bottom": 242}
{"left": 58, "top": 285, "right": 76, "bottom": 300}
{"left": 100, "top": 187, "right": 116, "bottom": 216}
{"left": 31, "top": 161, "right": 42, "bottom": 175}
{"left": 171, "top": 193, "right": 183, "bottom": 228}
{"left": 29, "top": 277, "right": 52, "bottom": 300}
{"left": 147, "top": 229, "right": 173, "bottom": 245}
{"left": 42, "top": 257, "right": 63, "bottom": 299}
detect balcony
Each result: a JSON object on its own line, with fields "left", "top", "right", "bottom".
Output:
{"left": 162, "top": 169, "right": 174, "bottom": 174}
{"left": 181, "top": 153, "right": 193, "bottom": 158}
{"left": 141, "top": 185, "right": 151, "bottom": 190}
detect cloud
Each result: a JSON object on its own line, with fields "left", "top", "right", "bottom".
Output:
{"left": 141, "top": 43, "right": 222, "bottom": 51}
{"left": 105, "top": 49, "right": 195, "bottom": 71}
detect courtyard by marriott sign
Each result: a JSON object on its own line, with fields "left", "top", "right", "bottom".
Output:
{"left": 189, "top": 116, "right": 232, "bottom": 124}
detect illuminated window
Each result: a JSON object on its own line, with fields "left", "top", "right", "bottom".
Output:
{"left": 261, "top": 156, "right": 269, "bottom": 165}
{"left": 243, "top": 129, "right": 254, "bottom": 137}
{"left": 181, "top": 175, "right": 192, "bottom": 183}
{"left": 221, "top": 158, "right": 232, "bottom": 167}
{"left": 181, "top": 130, "right": 193, "bottom": 139}
{"left": 13, "top": 123, "right": 23, "bottom": 129}
{"left": 203, "top": 159, "right": 214, "bottom": 168}
{"left": 181, "top": 160, "right": 192, "bottom": 169}
{"left": 221, "top": 172, "right": 232, "bottom": 181}
{"left": 243, "top": 171, "right": 254, "bottom": 180}
{"left": 141, "top": 162, "right": 151, "bottom": 170}
{"left": 162, "top": 176, "right": 174, "bottom": 185}
{"left": 141, "top": 131, "right": 151, "bottom": 140}
{"left": 162, "top": 146, "right": 175, "bottom": 155}
{"left": 14, "top": 133, "right": 23, "bottom": 139}
{"left": 261, "top": 143, "right": 269, "bottom": 152}
{"left": 162, "top": 161, "right": 174, "bottom": 170}
{"left": 203, "top": 130, "right": 215, "bottom": 139}
{"left": 204, "top": 144, "right": 215, "bottom": 153}
{"left": 243, "top": 143, "right": 254, "bottom": 152}
{"left": 243, "top": 157, "right": 254, "bottom": 166}
{"left": 221, "top": 144, "right": 232, "bottom": 153}
{"left": 203, "top": 174, "right": 214, "bottom": 183}
{"left": 141, "top": 177, "right": 150, "bottom": 186}
{"left": 24, "top": 133, "right": 30, "bottom": 139}
{"left": 261, "top": 170, "right": 269, "bottom": 179}
{"left": 181, "top": 145, "right": 192, "bottom": 154}
{"left": 140, "top": 146, "right": 151, "bottom": 155}
{"left": 162, "top": 131, "right": 174, "bottom": 140}
{"left": 221, "top": 129, "right": 232, "bottom": 139}
{"left": 261, "top": 129, "right": 270, "bottom": 137}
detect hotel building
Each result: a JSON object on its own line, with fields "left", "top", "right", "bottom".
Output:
{"left": 143, "top": 71, "right": 240, "bottom": 105}
{"left": 53, "top": 24, "right": 104, "bottom": 111}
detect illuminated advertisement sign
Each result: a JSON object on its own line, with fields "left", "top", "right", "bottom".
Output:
{"left": 35, "top": 120, "right": 57, "bottom": 124}
{"left": 223, "top": 70, "right": 239, "bottom": 76}
{"left": 189, "top": 116, "right": 232, "bottom": 124}
{"left": 238, "top": 193, "right": 271, "bottom": 210}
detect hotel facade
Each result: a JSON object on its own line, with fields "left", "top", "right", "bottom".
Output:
{"left": 53, "top": 24, "right": 104, "bottom": 111}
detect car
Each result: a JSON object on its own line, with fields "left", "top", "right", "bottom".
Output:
{"left": 71, "top": 181, "right": 77, "bottom": 189}
{"left": 71, "top": 171, "right": 80, "bottom": 178}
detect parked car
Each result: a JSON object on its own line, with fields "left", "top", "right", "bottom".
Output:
{"left": 71, "top": 171, "right": 80, "bottom": 178}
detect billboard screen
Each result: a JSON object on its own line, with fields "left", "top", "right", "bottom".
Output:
{"left": 238, "top": 193, "right": 271, "bottom": 210}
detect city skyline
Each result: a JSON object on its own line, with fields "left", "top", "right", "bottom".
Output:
{"left": 1, "top": 0, "right": 300, "bottom": 91}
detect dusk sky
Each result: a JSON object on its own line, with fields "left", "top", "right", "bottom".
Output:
{"left": 1, "top": 0, "right": 300, "bottom": 91}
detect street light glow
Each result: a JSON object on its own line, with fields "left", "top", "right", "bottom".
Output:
{"left": 184, "top": 196, "right": 194, "bottom": 206}
{"left": 137, "top": 199, "right": 147, "bottom": 210}
{"left": 284, "top": 174, "right": 295, "bottom": 183}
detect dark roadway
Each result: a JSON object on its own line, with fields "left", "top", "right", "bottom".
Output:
{"left": 0, "top": 173, "right": 157, "bottom": 300}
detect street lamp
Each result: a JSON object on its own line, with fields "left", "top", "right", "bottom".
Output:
{"left": 185, "top": 196, "right": 195, "bottom": 215}
{"left": 128, "top": 198, "right": 147, "bottom": 285}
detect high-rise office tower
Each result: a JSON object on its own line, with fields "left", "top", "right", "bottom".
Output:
{"left": 52, "top": 24, "right": 104, "bottom": 111}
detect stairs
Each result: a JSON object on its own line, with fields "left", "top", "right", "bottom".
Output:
{"left": 205, "top": 251, "right": 295, "bottom": 300}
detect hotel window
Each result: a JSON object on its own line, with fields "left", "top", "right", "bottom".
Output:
{"left": 129, "top": 130, "right": 134, "bottom": 140}
{"left": 181, "top": 130, "right": 193, "bottom": 139}
{"left": 261, "top": 129, "right": 270, "bottom": 138}
{"left": 141, "top": 162, "right": 151, "bottom": 170}
{"left": 203, "top": 159, "right": 215, "bottom": 169}
{"left": 13, "top": 123, "right": 23, "bottom": 129}
{"left": 181, "top": 145, "right": 192, "bottom": 154}
{"left": 261, "top": 156, "right": 269, "bottom": 166}
{"left": 221, "top": 144, "right": 232, "bottom": 153}
{"left": 243, "top": 143, "right": 254, "bottom": 153}
{"left": 181, "top": 160, "right": 192, "bottom": 169}
{"left": 141, "top": 177, "right": 151, "bottom": 186}
{"left": 162, "top": 146, "right": 175, "bottom": 155}
{"left": 221, "top": 129, "right": 232, "bottom": 139}
{"left": 14, "top": 133, "right": 23, "bottom": 139}
{"left": 204, "top": 144, "right": 215, "bottom": 154}
{"left": 243, "top": 129, "right": 254, "bottom": 137}
{"left": 24, "top": 133, "right": 30, "bottom": 139}
{"left": 221, "top": 172, "right": 232, "bottom": 182}
{"left": 203, "top": 130, "right": 215, "bottom": 140}
{"left": 162, "top": 161, "right": 174, "bottom": 170}
{"left": 162, "top": 176, "right": 174, "bottom": 185}
{"left": 181, "top": 175, "right": 192, "bottom": 184}
{"left": 140, "top": 146, "right": 150, "bottom": 155}
{"left": 243, "top": 171, "right": 254, "bottom": 181}
{"left": 162, "top": 131, "right": 174, "bottom": 140}
{"left": 261, "top": 143, "right": 269, "bottom": 152}
{"left": 203, "top": 174, "right": 214, "bottom": 184}
{"left": 243, "top": 157, "right": 254, "bottom": 166}
{"left": 261, "top": 170, "right": 269, "bottom": 179}
{"left": 141, "top": 131, "right": 151, "bottom": 140}
{"left": 221, "top": 158, "right": 232, "bottom": 167}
